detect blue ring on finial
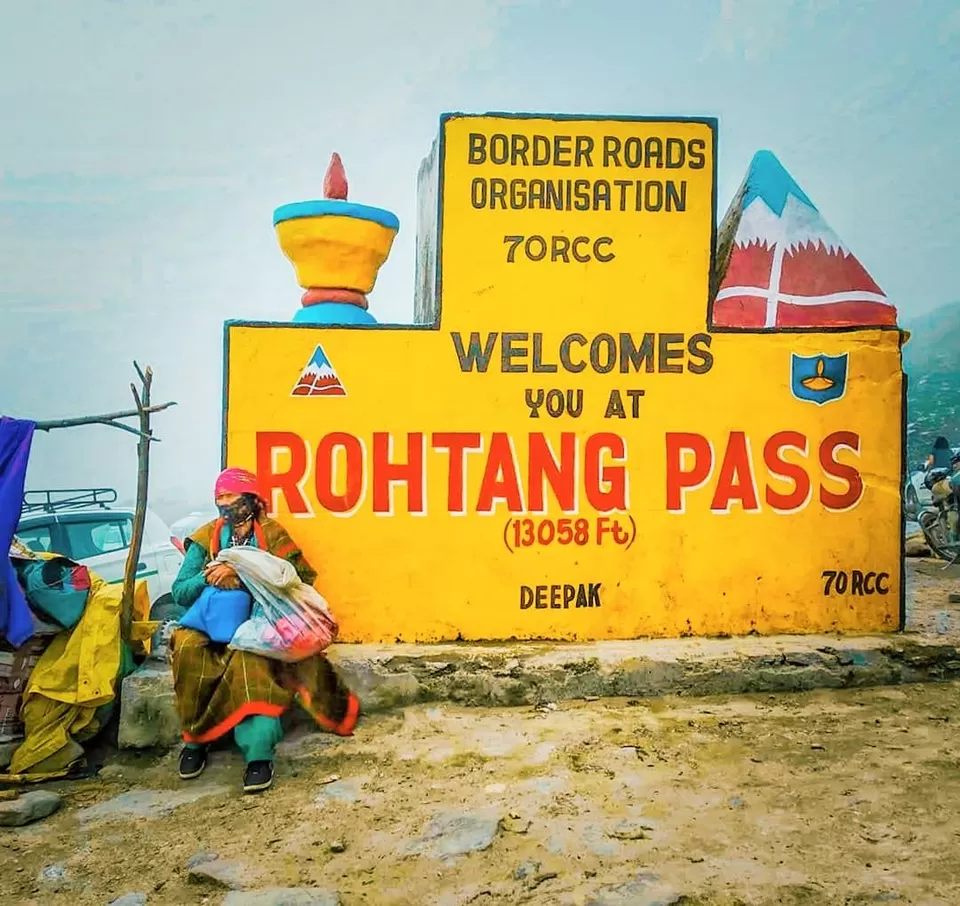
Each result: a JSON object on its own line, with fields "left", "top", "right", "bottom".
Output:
{"left": 293, "top": 303, "right": 378, "bottom": 326}
{"left": 273, "top": 200, "right": 400, "bottom": 231}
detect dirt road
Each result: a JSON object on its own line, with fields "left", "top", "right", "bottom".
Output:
{"left": 906, "top": 557, "right": 960, "bottom": 637}
{"left": 3, "top": 679, "right": 960, "bottom": 905}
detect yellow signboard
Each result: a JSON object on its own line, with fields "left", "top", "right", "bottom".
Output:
{"left": 225, "top": 114, "right": 904, "bottom": 643}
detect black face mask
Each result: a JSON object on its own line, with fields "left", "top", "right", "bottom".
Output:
{"left": 217, "top": 495, "right": 257, "bottom": 527}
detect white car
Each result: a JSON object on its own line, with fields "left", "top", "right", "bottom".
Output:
{"left": 905, "top": 448, "right": 959, "bottom": 517}
{"left": 169, "top": 509, "right": 219, "bottom": 552}
{"left": 16, "top": 488, "right": 184, "bottom": 616}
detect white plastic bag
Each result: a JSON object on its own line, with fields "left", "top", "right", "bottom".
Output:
{"left": 216, "top": 546, "right": 299, "bottom": 590}
{"left": 217, "top": 547, "right": 338, "bottom": 662}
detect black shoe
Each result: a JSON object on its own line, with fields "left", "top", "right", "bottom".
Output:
{"left": 243, "top": 760, "right": 274, "bottom": 794}
{"left": 178, "top": 746, "right": 207, "bottom": 780}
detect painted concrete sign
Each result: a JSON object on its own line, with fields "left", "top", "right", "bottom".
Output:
{"left": 224, "top": 114, "right": 904, "bottom": 643}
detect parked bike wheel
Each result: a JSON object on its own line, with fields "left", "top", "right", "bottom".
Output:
{"left": 918, "top": 510, "right": 959, "bottom": 562}
{"left": 904, "top": 484, "right": 920, "bottom": 519}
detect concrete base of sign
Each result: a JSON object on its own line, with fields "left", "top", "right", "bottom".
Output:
{"left": 118, "top": 632, "right": 960, "bottom": 750}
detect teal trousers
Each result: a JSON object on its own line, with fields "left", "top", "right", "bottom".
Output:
{"left": 185, "top": 714, "right": 283, "bottom": 763}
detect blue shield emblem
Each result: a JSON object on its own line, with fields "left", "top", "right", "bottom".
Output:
{"left": 790, "top": 353, "right": 848, "bottom": 405}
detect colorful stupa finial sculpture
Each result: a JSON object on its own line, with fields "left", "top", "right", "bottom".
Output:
{"left": 273, "top": 153, "right": 400, "bottom": 325}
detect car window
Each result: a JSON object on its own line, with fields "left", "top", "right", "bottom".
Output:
{"left": 63, "top": 518, "right": 133, "bottom": 559}
{"left": 17, "top": 524, "right": 53, "bottom": 553}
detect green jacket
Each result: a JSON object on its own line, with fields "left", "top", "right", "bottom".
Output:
{"left": 171, "top": 518, "right": 316, "bottom": 610}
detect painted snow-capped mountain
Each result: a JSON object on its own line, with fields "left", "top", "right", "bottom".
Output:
{"left": 712, "top": 150, "right": 897, "bottom": 330}
{"left": 292, "top": 345, "right": 346, "bottom": 396}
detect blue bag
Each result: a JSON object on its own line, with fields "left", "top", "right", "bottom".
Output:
{"left": 178, "top": 586, "right": 252, "bottom": 643}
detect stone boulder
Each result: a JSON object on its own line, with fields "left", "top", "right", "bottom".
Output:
{"left": 0, "top": 790, "right": 61, "bottom": 827}
{"left": 117, "top": 663, "right": 181, "bottom": 749}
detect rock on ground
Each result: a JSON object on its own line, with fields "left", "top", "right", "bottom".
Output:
{"left": 98, "top": 764, "right": 127, "bottom": 781}
{"left": 38, "top": 863, "right": 70, "bottom": 892}
{"left": 188, "top": 857, "right": 256, "bottom": 890}
{"left": 513, "top": 861, "right": 541, "bottom": 880}
{"left": 78, "top": 786, "right": 227, "bottom": 823}
{"left": 404, "top": 811, "right": 502, "bottom": 859}
{"left": 222, "top": 889, "right": 341, "bottom": 906}
{"left": 186, "top": 850, "right": 219, "bottom": 869}
{"left": 606, "top": 819, "right": 654, "bottom": 840}
{"left": 587, "top": 872, "right": 682, "bottom": 906}
{"left": 314, "top": 779, "right": 360, "bottom": 803}
{"left": 108, "top": 895, "right": 148, "bottom": 906}
{"left": 0, "top": 790, "right": 61, "bottom": 827}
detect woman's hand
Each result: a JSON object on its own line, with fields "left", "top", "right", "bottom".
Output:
{"left": 205, "top": 562, "right": 242, "bottom": 590}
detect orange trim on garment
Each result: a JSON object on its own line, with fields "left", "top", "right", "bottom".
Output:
{"left": 272, "top": 541, "right": 297, "bottom": 560}
{"left": 209, "top": 518, "right": 226, "bottom": 557}
{"left": 294, "top": 688, "right": 360, "bottom": 737}
{"left": 181, "top": 701, "right": 286, "bottom": 745}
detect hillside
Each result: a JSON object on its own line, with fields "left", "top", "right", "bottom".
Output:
{"left": 902, "top": 300, "right": 960, "bottom": 469}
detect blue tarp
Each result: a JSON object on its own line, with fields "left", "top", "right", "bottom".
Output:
{"left": 0, "top": 417, "right": 36, "bottom": 647}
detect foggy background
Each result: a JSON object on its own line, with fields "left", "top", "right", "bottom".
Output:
{"left": 2, "top": 0, "right": 957, "bottom": 524}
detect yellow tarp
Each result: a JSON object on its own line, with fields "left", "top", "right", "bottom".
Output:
{"left": 0, "top": 567, "right": 153, "bottom": 782}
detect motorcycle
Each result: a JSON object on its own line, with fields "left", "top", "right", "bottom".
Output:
{"left": 917, "top": 467, "right": 960, "bottom": 566}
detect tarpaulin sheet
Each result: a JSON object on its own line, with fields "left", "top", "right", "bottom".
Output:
{"left": 0, "top": 418, "right": 36, "bottom": 647}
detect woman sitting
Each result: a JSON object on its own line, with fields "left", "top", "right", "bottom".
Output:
{"left": 927, "top": 436, "right": 953, "bottom": 471}
{"left": 169, "top": 467, "right": 359, "bottom": 793}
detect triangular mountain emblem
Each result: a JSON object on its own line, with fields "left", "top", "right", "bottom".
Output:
{"left": 291, "top": 345, "right": 347, "bottom": 397}
{"left": 711, "top": 150, "right": 897, "bottom": 330}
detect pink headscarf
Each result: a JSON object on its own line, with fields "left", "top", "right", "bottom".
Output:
{"left": 214, "top": 467, "right": 267, "bottom": 505}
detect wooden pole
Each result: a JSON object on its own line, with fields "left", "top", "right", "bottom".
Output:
{"left": 119, "top": 363, "right": 154, "bottom": 643}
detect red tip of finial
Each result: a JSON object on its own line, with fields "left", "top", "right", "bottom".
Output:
{"left": 323, "top": 152, "right": 348, "bottom": 200}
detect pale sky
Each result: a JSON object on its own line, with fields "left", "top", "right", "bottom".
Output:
{"left": 1, "top": 0, "right": 958, "bottom": 517}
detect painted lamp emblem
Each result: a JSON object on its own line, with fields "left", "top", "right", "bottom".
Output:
{"left": 274, "top": 153, "right": 400, "bottom": 325}
{"left": 790, "top": 353, "right": 848, "bottom": 405}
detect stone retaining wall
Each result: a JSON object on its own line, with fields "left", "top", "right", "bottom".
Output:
{"left": 118, "top": 635, "right": 960, "bottom": 749}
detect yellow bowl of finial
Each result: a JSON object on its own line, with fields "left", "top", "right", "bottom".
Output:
{"left": 273, "top": 201, "right": 399, "bottom": 293}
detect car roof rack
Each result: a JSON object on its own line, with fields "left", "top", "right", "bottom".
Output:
{"left": 21, "top": 488, "right": 118, "bottom": 515}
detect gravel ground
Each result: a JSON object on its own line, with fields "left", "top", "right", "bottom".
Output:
{"left": 3, "top": 680, "right": 960, "bottom": 906}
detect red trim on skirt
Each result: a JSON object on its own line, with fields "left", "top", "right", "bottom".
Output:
{"left": 181, "top": 701, "right": 286, "bottom": 745}
{"left": 294, "top": 688, "right": 361, "bottom": 737}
